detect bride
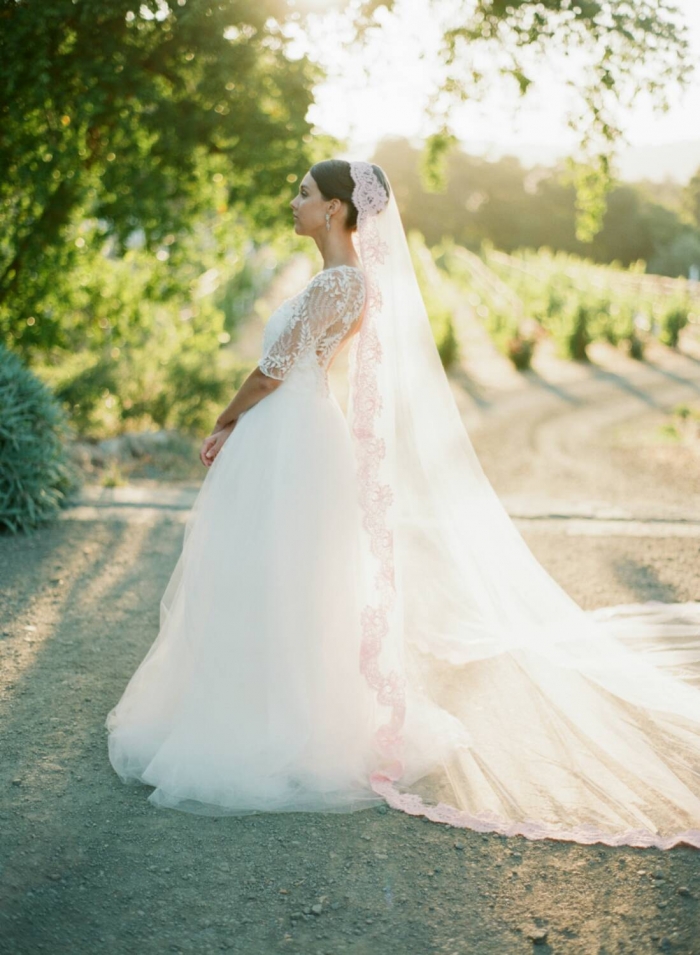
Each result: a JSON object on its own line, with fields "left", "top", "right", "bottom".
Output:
{"left": 106, "top": 159, "right": 700, "bottom": 850}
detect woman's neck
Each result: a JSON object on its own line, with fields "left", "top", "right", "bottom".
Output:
{"left": 315, "top": 232, "right": 361, "bottom": 271}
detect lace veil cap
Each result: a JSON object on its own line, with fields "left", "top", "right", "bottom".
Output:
{"left": 343, "top": 158, "right": 700, "bottom": 850}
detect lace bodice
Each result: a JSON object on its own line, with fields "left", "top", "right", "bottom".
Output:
{"left": 259, "top": 265, "right": 366, "bottom": 395}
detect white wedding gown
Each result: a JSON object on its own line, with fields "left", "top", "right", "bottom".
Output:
{"left": 106, "top": 265, "right": 390, "bottom": 814}
{"left": 106, "top": 262, "right": 700, "bottom": 848}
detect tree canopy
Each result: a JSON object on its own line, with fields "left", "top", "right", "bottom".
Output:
{"left": 374, "top": 137, "right": 700, "bottom": 277}
{"left": 353, "top": 0, "right": 694, "bottom": 238}
{"left": 0, "top": 0, "right": 319, "bottom": 355}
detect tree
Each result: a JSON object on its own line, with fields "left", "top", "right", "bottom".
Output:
{"left": 0, "top": 0, "right": 320, "bottom": 356}
{"left": 685, "top": 167, "right": 700, "bottom": 230}
{"left": 354, "top": 0, "right": 694, "bottom": 238}
{"left": 373, "top": 136, "right": 700, "bottom": 274}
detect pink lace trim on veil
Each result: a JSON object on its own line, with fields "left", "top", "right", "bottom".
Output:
{"left": 348, "top": 162, "right": 406, "bottom": 784}
{"left": 347, "top": 161, "right": 700, "bottom": 851}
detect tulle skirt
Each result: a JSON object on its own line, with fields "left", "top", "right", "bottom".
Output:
{"left": 105, "top": 377, "right": 394, "bottom": 815}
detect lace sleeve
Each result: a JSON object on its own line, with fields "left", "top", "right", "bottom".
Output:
{"left": 259, "top": 268, "right": 366, "bottom": 381}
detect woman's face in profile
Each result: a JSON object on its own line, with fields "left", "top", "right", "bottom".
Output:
{"left": 290, "top": 171, "right": 325, "bottom": 237}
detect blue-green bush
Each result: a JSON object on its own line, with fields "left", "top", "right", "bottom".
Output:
{"left": 0, "top": 346, "right": 82, "bottom": 534}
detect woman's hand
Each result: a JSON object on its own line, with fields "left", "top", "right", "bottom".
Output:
{"left": 200, "top": 421, "right": 236, "bottom": 468}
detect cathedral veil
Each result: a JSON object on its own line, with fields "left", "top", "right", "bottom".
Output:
{"left": 344, "top": 159, "right": 700, "bottom": 849}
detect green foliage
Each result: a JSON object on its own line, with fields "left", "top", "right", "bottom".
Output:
{"left": 432, "top": 307, "right": 461, "bottom": 370}
{"left": 562, "top": 154, "right": 614, "bottom": 244}
{"left": 628, "top": 331, "right": 645, "bottom": 361}
{"left": 482, "top": 246, "right": 700, "bottom": 359}
{"left": 218, "top": 247, "right": 280, "bottom": 336}
{"left": 419, "top": 129, "right": 458, "bottom": 194}
{"left": 100, "top": 460, "right": 129, "bottom": 489}
{"left": 408, "top": 232, "right": 461, "bottom": 371}
{"left": 558, "top": 301, "right": 592, "bottom": 362}
{"left": 685, "top": 167, "right": 700, "bottom": 229}
{"left": 660, "top": 403, "right": 700, "bottom": 445}
{"left": 28, "top": 214, "right": 289, "bottom": 438}
{"left": 51, "top": 342, "right": 250, "bottom": 439}
{"left": 506, "top": 334, "right": 536, "bottom": 371}
{"left": 10, "top": 171, "right": 295, "bottom": 439}
{"left": 674, "top": 403, "right": 694, "bottom": 420}
{"left": 437, "top": 244, "right": 536, "bottom": 370}
{"left": 658, "top": 421, "right": 680, "bottom": 440}
{"left": 0, "top": 0, "right": 319, "bottom": 358}
{"left": 29, "top": 222, "right": 289, "bottom": 438}
{"left": 0, "top": 345, "right": 82, "bottom": 534}
{"left": 489, "top": 307, "right": 533, "bottom": 367}
{"left": 36, "top": 247, "right": 262, "bottom": 438}
{"left": 558, "top": 288, "right": 640, "bottom": 360}
{"left": 409, "top": 0, "right": 693, "bottom": 239}
{"left": 659, "top": 301, "right": 690, "bottom": 348}
{"left": 373, "top": 139, "right": 700, "bottom": 277}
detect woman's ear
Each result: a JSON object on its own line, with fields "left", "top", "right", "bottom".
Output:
{"left": 329, "top": 197, "right": 350, "bottom": 228}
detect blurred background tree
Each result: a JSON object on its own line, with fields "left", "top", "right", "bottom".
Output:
{"left": 0, "top": 0, "right": 319, "bottom": 360}
{"left": 352, "top": 0, "right": 694, "bottom": 239}
{"left": 373, "top": 138, "right": 700, "bottom": 278}
{"left": 686, "top": 167, "right": 700, "bottom": 230}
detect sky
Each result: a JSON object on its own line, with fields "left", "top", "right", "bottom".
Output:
{"left": 299, "top": 0, "right": 700, "bottom": 179}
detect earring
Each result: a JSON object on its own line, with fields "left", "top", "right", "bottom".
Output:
{"left": 325, "top": 211, "right": 331, "bottom": 231}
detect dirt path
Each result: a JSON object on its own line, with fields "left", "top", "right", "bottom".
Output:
{"left": 1, "top": 287, "right": 700, "bottom": 955}
{"left": 447, "top": 292, "right": 700, "bottom": 522}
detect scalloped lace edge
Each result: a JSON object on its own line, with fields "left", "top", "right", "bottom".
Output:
{"left": 369, "top": 772, "right": 700, "bottom": 850}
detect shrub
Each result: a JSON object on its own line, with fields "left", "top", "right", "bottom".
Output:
{"left": 431, "top": 306, "right": 461, "bottom": 371}
{"left": 659, "top": 301, "right": 690, "bottom": 348}
{"left": 628, "top": 331, "right": 645, "bottom": 361}
{"left": 44, "top": 280, "right": 249, "bottom": 440}
{"left": 506, "top": 334, "right": 536, "bottom": 370}
{"left": 556, "top": 301, "right": 591, "bottom": 361}
{"left": 0, "top": 346, "right": 82, "bottom": 534}
{"left": 408, "top": 231, "right": 461, "bottom": 371}
{"left": 673, "top": 403, "right": 693, "bottom": 420}
{"left": 53, "top": 345, "right": 249, "bottom": 438}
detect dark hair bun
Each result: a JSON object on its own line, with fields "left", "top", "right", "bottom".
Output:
{"left": 309, "top": 160, "right": 390, "bottom": 231}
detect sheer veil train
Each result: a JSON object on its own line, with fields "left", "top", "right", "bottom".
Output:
{"left": 345, "top": 159, "right": 700, "bottom": 850}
